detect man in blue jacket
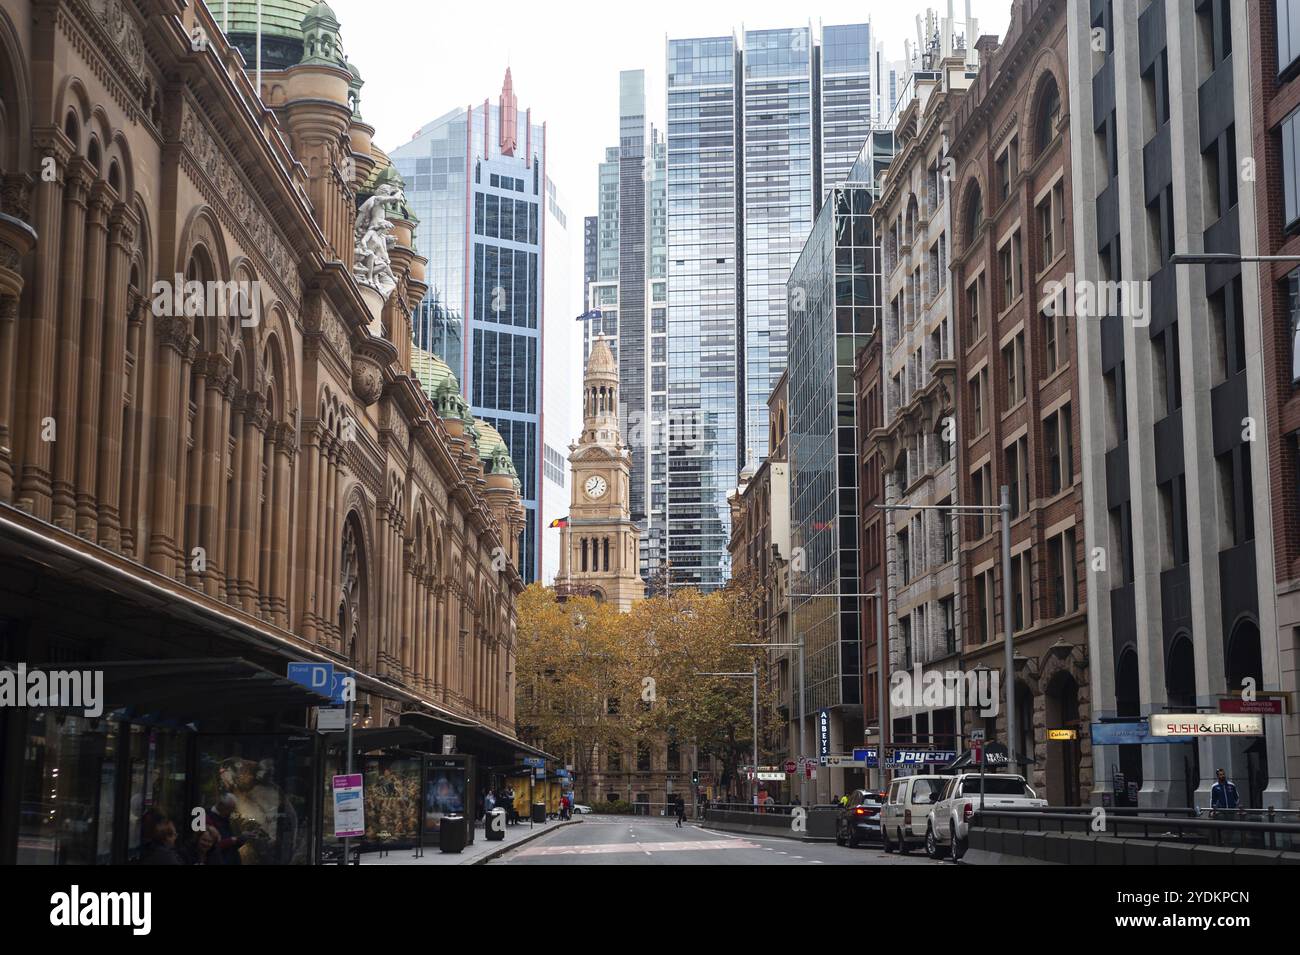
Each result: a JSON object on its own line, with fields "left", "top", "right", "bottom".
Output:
{"left": 1210, "top": 768, "right": 1240, "bottom": 813}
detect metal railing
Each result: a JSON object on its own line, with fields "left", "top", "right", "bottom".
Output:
{"left": 974, "top": 807, "right": 1300, "bottom": 852}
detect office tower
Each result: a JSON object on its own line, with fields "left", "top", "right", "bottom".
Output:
{"left": 666, "top": 24, "right": 875, "bottom": 591}
{"left": 586, "top": 71, "right": 668, "bottom": 586}
{"left": 392, "top": 69, "right": 573, "bottom": 583}
{"left": 787, "top": 134, "right": 893, "bottom": 802}
{"left": 583, "top": 215, "right": 598, "bottom": 311}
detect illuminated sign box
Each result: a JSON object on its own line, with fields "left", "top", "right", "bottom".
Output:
{"left": 1149, "top": 714, "right": 1264, "bottom": 737}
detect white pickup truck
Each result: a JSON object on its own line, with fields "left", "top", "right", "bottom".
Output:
{"left": 924, "top": 773, "right": 1047, "bottom": 860}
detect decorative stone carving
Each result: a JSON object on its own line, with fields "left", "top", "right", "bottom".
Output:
{"left": 179, "top": 104, "right": 299, "bottom": 304}
{"left": 93, "top": 0, "right": 145, "bottom": 79}
{"left": 351, "top": 336, "right": 395, "bottom": 407}
{"left": 353, "top": 183, "right": 404, "bottom": 299}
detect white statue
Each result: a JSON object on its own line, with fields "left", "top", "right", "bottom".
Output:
{"left": 354, "top": 183, "right": 405, "bottom": 300}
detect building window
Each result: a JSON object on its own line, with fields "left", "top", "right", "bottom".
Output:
{"left": 965, "top": 275, "right": 983, "bottom": 344}
{"left": 1281, "top": 0, "right": 1300, "bottom": 78}
{"left": 998, "top": 231, "right": 1022, "bottom": 311}
{"left": 1287, "top": 269, "right": 1300, "bottom": 383}
{"left": 1004, "top": 436, "right": 1029, "bottom": 518}
{"left": 898, "top": 527, "right": 911, "bottom": 585}
{"left": 1003, "top": 332, "right": 1026, "bottom": 405}
{"left": 1048, "top": 529, "right": 1078, "bottom": 618}
{"left": 1283, "top": 106, "right": 1300, "bottom": 233}
{"left": 939, "top": 498, "right": 954, "bottom": 563}
{"left": 970, "top": 369, "right": 986, "bottom": 433}
{"left": 1011, "top": 550, "right": 1031, "bottom": 632}
{"left": 1044, "top": 403, "right": 1073, "bottom": 496}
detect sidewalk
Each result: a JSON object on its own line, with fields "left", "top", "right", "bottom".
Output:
{"left": 357, "top": 818, "right": 581, "bottom": 865}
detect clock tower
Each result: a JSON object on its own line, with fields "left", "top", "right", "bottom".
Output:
{"left": 556, "top": 337, "right": 644, "bottom": 611}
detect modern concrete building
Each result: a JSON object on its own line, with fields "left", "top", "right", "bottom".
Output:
{"left": 1067, "top": 0, "right": 1283, "bottom": 808}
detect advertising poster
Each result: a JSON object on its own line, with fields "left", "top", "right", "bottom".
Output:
{"left": 424, "top": 764, "right": 466, "bottom": 833}
{"left": 333, "top": 774, "right": 364, "bottom": 838}
{"left": 363, "top": 756, "right": 420, "bottom": 843}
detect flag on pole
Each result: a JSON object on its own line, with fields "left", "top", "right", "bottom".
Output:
{"left": 548, "top": 517, "right": 569, "bottom": 528}
{"left": 576, "top": 308, "right": 602, "bottom": 322}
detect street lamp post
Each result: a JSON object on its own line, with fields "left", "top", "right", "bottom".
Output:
{"left": 734, "top": 641, "right": 805, "bottom": 804}
{"left": 874, "top": 487, "right": 1018, "bottom": 775}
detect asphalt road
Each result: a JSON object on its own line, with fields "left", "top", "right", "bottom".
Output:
{"left": 489, "top": 816, "right": 946, "bottom": 865}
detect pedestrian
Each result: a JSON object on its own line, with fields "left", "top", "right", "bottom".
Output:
{"left": 207, "top": 793, "right": 247, "bottom": 866}
{"left": 137, "top": 811, "right": 183, "bottom": 865}
{"left": 675, "top": 795, "right": 686, "bottom": 828}
{"left": 183, "top": 826, "right": 223, "bottom": 865}
{"left": 484, "top": 788, "right": 496, "bottom": 815}
{"left": 1211, "top": 768, "right": 1240, "bottom": 815}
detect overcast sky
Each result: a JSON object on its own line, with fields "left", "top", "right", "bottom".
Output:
{"left": 325, "top": 0, "right": 1013, "bottom": 314}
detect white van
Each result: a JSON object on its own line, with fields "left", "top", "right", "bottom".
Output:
{"left": 881, "top": 775, "right": 948, "bottom": 854}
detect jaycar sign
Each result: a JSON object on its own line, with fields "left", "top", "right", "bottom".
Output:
{"left": 1149, "top": 714, "right": 1264, "bottom": 737}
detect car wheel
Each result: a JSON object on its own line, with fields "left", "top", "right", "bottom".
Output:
{"left": 925, "top": 824, "right": 947, "bottom": 860}
{"left": 952, "top": 833, "right": 968, "bottom": 861}
{"left": 883, "top": 826, "right": 894, "bottom": 853}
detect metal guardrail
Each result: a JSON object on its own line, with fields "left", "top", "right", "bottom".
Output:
{"left": 974, "top": 807, "right": 1300, "bottom": 852}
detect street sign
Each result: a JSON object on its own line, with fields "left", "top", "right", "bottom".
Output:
{"left": 288, "top": 661, "right": 333, "bottom": 694}
{"left": 970, "top": 729, "right": 986, "bottom": 744}
{"left": 818, "top": 709, "right": 830, "bottom": 766}
{"left": 332, "top": 774, "right": 364, "bottom": 838}
{"left": 1047, "top": 729, "right": 1078, "bottom": 741}
{"left": 523, "top": 757, "right": 545, "bottom": 768}
{"left": 756, "top": 772, "right": 784, "bottom": 781}
{"left": 784, "top": 760, "right": 797, "bottom": 774}
{"left": 851, "top": 747, "right": 879, "bottom": 767}
{"left": 1149, "top": 714, "right": 1264, "bottom": 737}
{"left": 1218, "top": 696, "right": 1286, "bottom": 716}
{"left": 316, "top": 707, "right": 347, "bottom": 732}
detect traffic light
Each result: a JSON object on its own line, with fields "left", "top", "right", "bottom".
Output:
{"left": 692, "top": 770, "right": 700, "bottom": 788}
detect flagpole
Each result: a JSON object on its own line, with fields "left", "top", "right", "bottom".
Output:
{"left": 255, "top": 0, "right": 263, "bottom": 99}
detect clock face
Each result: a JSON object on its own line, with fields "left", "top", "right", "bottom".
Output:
{"left": 584, "top": 475, "right": 608, "bottom": 499}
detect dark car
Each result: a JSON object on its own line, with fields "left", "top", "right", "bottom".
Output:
{"left": 834, "top": 789, "right": 885, "bottom": 848}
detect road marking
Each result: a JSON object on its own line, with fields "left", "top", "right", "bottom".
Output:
{"left": 514, "top": 838, "right": 761, "bottom": 857}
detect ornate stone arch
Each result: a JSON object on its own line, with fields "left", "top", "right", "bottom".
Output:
{"left": 0, "top": 6, "right": 32, "bottom": 174}
{"left": 955, "top": 169, "right": 986, "bottom": 252}
{"left": 1021, "top": 50, "right": 1066, "bottom": 159}
{"left": 339, "top": 486, "right": 377, "bottom": 671}
{"left": 176, "top": 206, "right": 232, "bottom": 348}
{"left": 52, "top": 75, "right": 93, "bottom": 153}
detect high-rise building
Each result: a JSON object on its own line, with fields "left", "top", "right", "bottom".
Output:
{"left": 1068, "top": 0, "right": 1287, "bottom": 809}
{"left": 666, "top": 24, "right": 876, "bottom": 591}
{"left": 586, "top": 71, "right": 668, "bottom": 587}
{"left": 392, "top": 70, "right": 575, "bottom": 584}
{"left": 787, "top": 134, "right": 893, "bottom": 802}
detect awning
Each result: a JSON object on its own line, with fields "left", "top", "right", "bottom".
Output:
{"left": 3, "top": 657, "right": 332, "bottom": 721}
{"left": 322, "top": 726, "right": 436, "bottom": 752}
{"left": 402, "top": 710, "right": 554, "bottom": 764}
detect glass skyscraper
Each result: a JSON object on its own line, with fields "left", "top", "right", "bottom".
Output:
{"left": 392, "top": 69, "right": 571, "bottom": 584}
{"left": 586, "top": 70, "right": 669, "bottom": 588}
{"left": 665, "top": 24, "right": 875, "bottom": 591}
{"left": 787, "top": 131, "right": 893, "bottom": 724}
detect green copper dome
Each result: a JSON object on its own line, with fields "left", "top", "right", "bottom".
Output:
{"left": 210, "top": 0, "right": 323, "bottom": 71}
{"left": 411, "top": 347, "right": 457, "bottom": 397}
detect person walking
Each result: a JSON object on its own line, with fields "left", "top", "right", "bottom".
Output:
{"left": 1210, "top": 768, "right": 1240, "bottom": 816}
{"left": 207, "top": 794, "right": 247, "bottom": 866}
{"left": 675, "top": 796, "right": 686, "bottom": 828}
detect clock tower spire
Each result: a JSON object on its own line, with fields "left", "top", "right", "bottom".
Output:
{"left": 555, "top": 336, "right": 644, "bottom": 610}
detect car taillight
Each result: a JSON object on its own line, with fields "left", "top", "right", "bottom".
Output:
{"left": 854, "top": 806, "right": 866, "bottom": 816}
{"left": 963, "top": 802, "right": 974, "bottom": 822}
{"left": 903, "top": 809, "right": 912, "bottom": 826}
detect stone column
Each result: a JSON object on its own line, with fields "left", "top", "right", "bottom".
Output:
{"left": 147, "top": 317, "right": 194, "bottom": 575}
{"left": 0, "top": 176, "right": 36, "bottom": 503}
{"left": 74, "top": 182, "right": 113, "bottom": 539}
{"left": 184, "top": 356, "right": 209, "bottom": 587}
{"left": 118, "top": 294, "right": 147, "bottom": 557}
{"left": 321, "top": 439, "right": 340, "bottom": 648}
{"left": 238, "top": 391, "right": 265, "bottom": 612}
{"left": 199, "top": 358, "right": 232, "bottom": 597}
{"left": 51, "top": 158, "right": 94, "bottom": 530}
{"left": 16, "top": 142, "right": 69, "bottom": 518}
{"left": 271, "top": 424, "right": 294, "bottom": 625}
{"left": 225, "top": 395, "right": 246, "bottom": 600}
{"left": 258, "top": 428, "right": 276, "bottom": 617}
{"left": 95, "top": 203, "right": 137, "bottom": 551}
{"left": 300, "top": 425, "right": 322, "bottom": 640}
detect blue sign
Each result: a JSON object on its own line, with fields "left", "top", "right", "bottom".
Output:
{"left": 1090, "top": 720, "right": 1193, "bottom": 745}
{"left": 887, "top": 749, "right": 957, "bottom": 766}
{"left": 288, "top": 662, "right": 333, "bottom": 695}
{"left": 523, "top": 757, "right": 545, "bottom": 768}
{"left": 852, "top": 747, "right": 879, "bottom": 768}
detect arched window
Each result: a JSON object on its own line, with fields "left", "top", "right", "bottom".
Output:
{"left": 964, "top": 184, "right": 983, "bottom": 244}
{"left": 1034, "top": 76, "right": 1062, "bottom": 155}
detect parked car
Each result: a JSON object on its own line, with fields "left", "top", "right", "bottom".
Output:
{"left": 834, "top": 789, "right": 885, "bottom": 848}
{"left": 881, "top": 775, "right": 947, "bottom": 854}
{"left": 571, "top": 803, "right": 592, "bottom": 814}
{"left": 925, "top": 773, "right": 1047, "bottom": 861}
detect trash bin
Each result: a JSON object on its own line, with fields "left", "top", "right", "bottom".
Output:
{"left": 485, "top": 808, "right": 506, "bottom": 841}
{"left": 439, "top": 815, "right": 468, "bottom": 853}
{"left": 531, "top": 802, "right": 546, "bottom": 824}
